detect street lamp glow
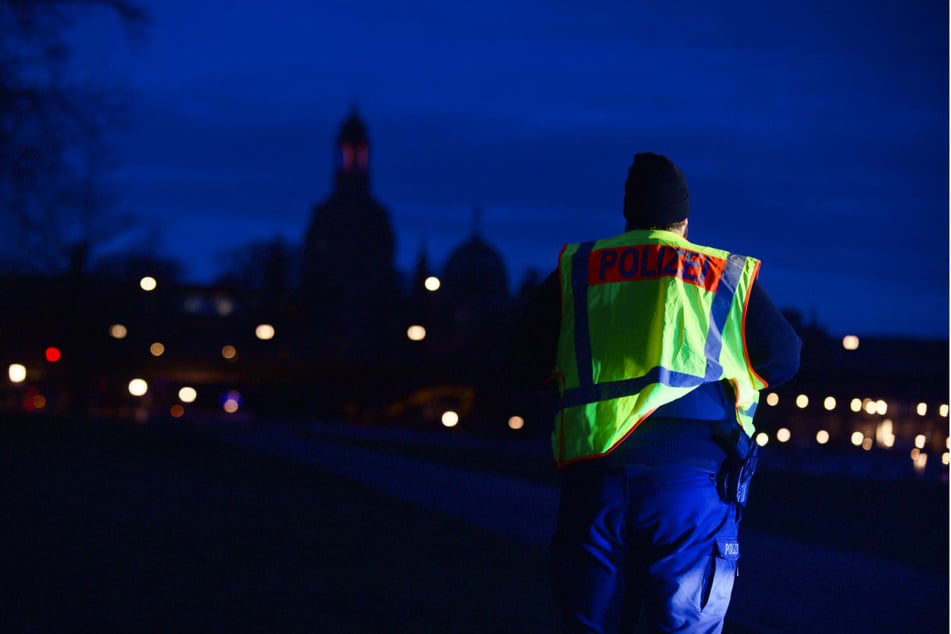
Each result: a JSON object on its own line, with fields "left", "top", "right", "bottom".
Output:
{"left": 765, "top": 392, "right": 779, "bottom": 406}
{"left": 816, "top": 430, "right": 830, "bottom": 445}
{"left": 508, "top": 415, "right": 525, "bottom": 430}
{"left": 863, "top": 399, "right": 877, "bottom": 415}
{"left": 221, "top": 345, "right": 237, "bottom": 360}
{"left": 939, "top": 404, "right": 949, "bottom": 418}
{"left": 850, "top": 431, "right": 864, "bottom": 447}
{"left": 109, "top": 324, "right": 128, "bottom": 339}
{"left": 795, "top": 394, "right": 808, "bottom": 409}
{"left": 424, "top": 276, "right": 441, "bottom": 291}
{"left": 841, "top": 335, "right": 859, "bottom": 350}
{"left": 150, "top": 342, "right": 165, "bottom": 357}
{"left": 128, "top": 378, "right": 148, "bottom": 396}
{"left": 875, "top": 400, "right": 887, "bottom": 416}
{"left": 255, "top": 324, "right": 275, "bottom": 340}
{"left": 823, "top": 396, "right": 836, "bottom": 411}
{"left": 407, "top": 325, "right": 427, "bottom": 341}
{"left": 776, "top": 428, "right": 791, "bottom": 443}
{"left": 755, "top": 432, "right": 768, "bottom": 447}
{"left": 916, "top": 402, "right": 928, "bottom": 416}
{"left": 441, "top": 410, "right": 459, "bottom": 427}
{"left": 178, "top": 387, "right": 197, "bottom": 403}
{"left": 139, "top": 276, "right": 157, "bottom": 291}
{"left": 8, "top": 363, "right": 26, "bottom": 383}
{"left": 850, "top": 398, "right": 862, "bottom": 413}
{"left": 914, "top": 434, "right": 926, "bottom": 450}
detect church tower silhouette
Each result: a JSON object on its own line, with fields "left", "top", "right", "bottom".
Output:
{"left": 301, "top": 109, "right": 398, "bottom": 351}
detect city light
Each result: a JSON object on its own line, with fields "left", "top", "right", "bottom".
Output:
{"left": 914, "top": 434, "right": 926, "bottom": 450}
{"left": 139, "top": 276, "right": 157, "bottom": 291}
{"left": 178, "top": 387, "right": 198, "bottom": 403}
{"left": 221, "top": 345, "right": 237, "bottom": 360}
{"left": 765, "top": 392, "right": 779, "bottom": 406}
{"left": 128, "top": 378, "right": 148, "bottom": 396}
{"left": 150, "top": 342, "right": 165, "bottom": 357}
{"left": 816, "top": 430, "right": 830, "bottom": 445}
{"left": 214, "top": 297, "right": 235, "bottom": 316}
{"left": 755, "top": 432, "right": 768, "bottom": 447}
{"left": 31, "top": 394, "right": 46, "bottom": 410}
{"left": 407, "top": 325, "right": 427, "bottom": 341}
{"left": 841, "top": 335, "right": 860, "bottom": 350}
{"left": 508, "top": 415, "right": 525, "bottom": 430}
{"left": 222, "top": 390, "right": 241, "bottom": 413}
{"left": 913, "top": 452, "right": 928, "bottom": 474}
{"left": 776, "top": 428, "right": 791, "bottom": 443}
{"left": 255, "top": 324, "right": 275, "bottom": 340}
{"left": 109, "top": 324, "right": 128, "bottom": 339}
{"left": 424, "top": 276, "right": 441, "bottom": 291}
{"left": 876, "top": 419, "right": 894, "bottom": 447}
{"left": 441, "top": 410, "right": 459, "bottom": 427}
{"left": 849, "top": 398, "right": 862, "bottom": 413}
{"left": 170, "top": 404, "right": 185, "bottom": 418}
{"left": 8, "top": 364, "right": 26, "bottom": 383}
{"left": 943, "top": 453, "right": 950, "bottom": 466}
{"left": 862, "top": 438, "right": 873, "bottom": 451}
{"left": 795, "top": 394, "right": 809, "bottom": 409}
{"left": 823, "top": 396, "right": 836, "bottom": 411}
{"left": 875, "top": 400, "right": 887, "bottom": 416}
{"left": 939, "top": 404, "right": 949, "bottom": 418}
{"left": 850, "top": 431, "right": 864, "bottom": 447}
{"left": 863, "top": 399, "right": 877, "bottom": 415}
{"left": 45, "top": 347, "right": 61, "bottom": 362}
{"left": 916, "top": 402, "right": 928, "bottom": 416}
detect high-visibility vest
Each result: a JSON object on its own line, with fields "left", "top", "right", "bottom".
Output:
{"left": 552, "top": 229, "right": 766, "bottom": 466}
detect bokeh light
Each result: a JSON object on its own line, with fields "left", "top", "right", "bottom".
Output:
{"left": 776, "top": 428, "right": 791, "bottom": 443}
{"left": 863, "top": 399, "right": 877, "bottom": 415}
{"left": 178, "top": 387, "right": 198, "bottom": 403}
{"left": 441, "top": 410, "right": 459, "bottom": 427}
{"left": 255, "top": 324, "right": 275, "bottom": 340}
{"left": 8, "top": 364, "right": 26, "bottom": 383}
{"left": 45, "top": 347, "right": 61, "bottom": 362}
{"left": 222, "top": 390, "right": 241, "bottom": 414}
{"left": 795, "top": 394, "right": 808, "bottom": 409}
{"left": 939, "top": 404, "right": 949, "bottom": 418}
{"left": 109, "top": 324, "right": 128, "bottom": 339}
{"left": 765, "top": 392, "right": 779, "bottom": 406}
{"left": 170, "top": 404, "right": 185, "bottom": 418}
{"left": 875, "top": 399, "right": 887, "bottom": 416}
{"left": 823, "top": 396, "right": 836, "bottom": 411}
{"left": 755, "top": 432, "right": 768, "bottom": 447}
{"left": 849, "top": 398, "right": 862, "bottom": 413}
{"left": 221, "top": 345, "right": 237, "bottom": 360}
{"left": 914, "top": 434, "right": 926, "bottom": 450}
{"left": 850, "top": 431, "right": 864, "bottom": 447}
{"left": 508, "top": 415, "right": 524, "bottom": 430}
{"left": 816, "top": 430, "right": 830, "bottom": 445}
{"left": 862, "top": 438, "right": 873, "bottom": 451}
{"left": 139, "top": 276, "right": 157, "bottom": 291}
{"left": 916, "top": 402, "right": 928, "bottom": 416}
{"left": 841, "top": 335, "right": 859, "bottom": 350}
{"left": 407, "top": 325, "right": 427, "bottom": 341}
{"left": 150, "top": 342, "right": 165, "bottom": 357}
{"left": 128, "top": 378, "right": 148, "bottom": 396}
{"left": 424, "top": 276, "right": 441, "bottom": 291}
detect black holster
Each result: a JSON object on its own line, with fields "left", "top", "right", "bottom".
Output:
{"left": 713, "top": 423, "right": 759, "bottom": 507}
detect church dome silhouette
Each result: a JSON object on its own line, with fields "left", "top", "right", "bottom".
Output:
{"left": 442, "top": 213, "right": 509, "bottom": 305}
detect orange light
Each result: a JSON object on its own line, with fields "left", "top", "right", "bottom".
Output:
{"left": 45, "top": 347, "right": 62, "bottom": 362}
{"left": 170, "top": 404, "right": 185, "bottom": 418}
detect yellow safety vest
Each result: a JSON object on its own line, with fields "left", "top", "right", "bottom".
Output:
{"left": 552, "top": 229, "right": 766, "bottom": 466}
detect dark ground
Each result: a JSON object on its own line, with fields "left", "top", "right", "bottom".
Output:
{"left": 2, "top": 416, "right": 947, "bottom": 633}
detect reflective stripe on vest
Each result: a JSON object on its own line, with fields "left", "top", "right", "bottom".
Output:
{"left": 553, "top": 230, "right": 764, "bottom": 466}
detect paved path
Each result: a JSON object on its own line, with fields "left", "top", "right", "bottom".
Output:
{"left": 213, "top": 425, "right": 948, "bottom": 633}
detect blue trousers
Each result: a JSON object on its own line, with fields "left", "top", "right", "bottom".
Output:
{"left": 551, "top": 463, "right": 741, "bottom": 634}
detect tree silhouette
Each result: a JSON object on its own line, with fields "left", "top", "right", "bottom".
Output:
{"left": 0, "top": 0, "right": 149, "bottom": 274}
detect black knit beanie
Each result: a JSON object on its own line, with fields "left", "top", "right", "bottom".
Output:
{"left": 623, "top": 152, "right": 690, "bottom": 228}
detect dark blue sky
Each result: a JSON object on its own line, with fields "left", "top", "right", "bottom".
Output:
{"left": 73, "top": 0, "right": 948, "bottom": 338}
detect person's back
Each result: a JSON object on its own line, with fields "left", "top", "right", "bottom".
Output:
{"left": 506, "top": 152, "right": 801, "bottom": 633}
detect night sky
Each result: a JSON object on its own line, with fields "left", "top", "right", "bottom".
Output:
{"left": 71, "top": 0, "right": 948, "bottom": 338}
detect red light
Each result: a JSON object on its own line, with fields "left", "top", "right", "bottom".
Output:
{"left": 45, "top": 347, "right": 61, "bottom": 363}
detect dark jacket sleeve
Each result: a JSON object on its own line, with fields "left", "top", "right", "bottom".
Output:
{"left": 744, "top": 281, "right": 801, "bottom": 387}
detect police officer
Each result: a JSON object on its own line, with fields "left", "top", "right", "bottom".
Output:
{"left": 506, "top": 153, "right": 801, "bottom": 633}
